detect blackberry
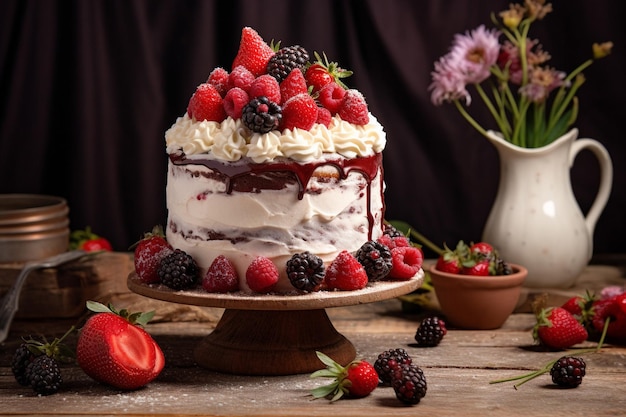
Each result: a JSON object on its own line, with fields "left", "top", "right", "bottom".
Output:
{"left": 266, "top": 45, "right": 309, "bottom": 83}
{"left": 12, "top": 343, "right": 36, "bottom": 386}
{"left": 550, "top": 356, "right": 586, "bottom": 388}
{"left": 383, "top": 224, "right": 404, "bottom": 238}
{"left": 414, "top": 316, "right": 447, "bottom": 347}
{"left": 286, "top": 251, "right": 325, "bottom": 292}
{"left": 242, "top": 96, "right": 282, "bottom": 134}
{"left": 356, "top": 240, "right": 392, "bottom": 282}
{"left": 158, "top": 248, "right": 200, "bottom": 290}
{"left": 25, "top": 355, "right": 62, "bottom": 395}
{"left": 374, "top": 348, "right": 413, "bottom": 385}
{"left": 493, "top": 256, "right": 513, "bottom": 275}
{"left": 392, "top": 364, "right": 427, "bottom": 404}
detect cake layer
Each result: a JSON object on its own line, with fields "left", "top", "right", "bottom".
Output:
{"left": 166, "top": 153, "right": 384, "bottom": 292}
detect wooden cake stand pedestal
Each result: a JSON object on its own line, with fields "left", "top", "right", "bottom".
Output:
{"left": 128, "top": 271, "right": 424, "bottom": 376}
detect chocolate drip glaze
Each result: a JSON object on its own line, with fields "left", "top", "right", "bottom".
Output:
{"left": 170, "top": 152, "right": 384, "bottom": 239}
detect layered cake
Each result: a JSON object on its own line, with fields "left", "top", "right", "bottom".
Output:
{"left": 163, "top": 27, "right": 395, "bottom": 293}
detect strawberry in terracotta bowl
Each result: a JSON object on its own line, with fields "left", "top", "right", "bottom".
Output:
{"left": 429, "top": 240, "right": 527, "bottom": 330}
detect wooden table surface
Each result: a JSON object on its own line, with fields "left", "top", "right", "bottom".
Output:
{"left": 1, "top": 256, "right": 626, "bottom": 417}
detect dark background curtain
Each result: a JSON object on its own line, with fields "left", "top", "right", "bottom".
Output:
{"left": 1, "top": 0, "right": 624, "bottom": 258}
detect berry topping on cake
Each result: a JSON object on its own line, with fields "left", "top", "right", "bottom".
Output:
{"left": 316, "top": 106, "right": 332, "bottom": 127}
{"left": 242, "top": 96, "right": 282, "bottom": 133}
{"left": 223, "top": 87, "right": 250, "bottom": 119}
{"left": 325, "top": 250, "right": 368, "bottom": 291}
{"left": 267, "top": 44, "right": 309, "bottom": 83}
{"left": 246, "top": 256, "right": 279, "bottom": 293}
{"left": 187, "top": 83, "right": 226, "bottom": 122}
{"left": 281, "top": 93, "right": 318, "bottom": 131}
{"left": 157, "top": 249, "right": 200, "bottom": 290}
{"left": 202, "top": 255, "right": 240, "bottom": 293}
{"left": 279, "top": 68, "right": 309, "bottom": 105}
{"left": 228, "top": 65, "right": 255, "bottom": 93}
{"left": 207, "top": 67, "right": 230, "bottom": 96}
{"left": 305, "top": 51, "right": 353, "bottom": 92}
{"left": 356, "top": 240, "right": 393, "bottom": 282}
{"left": 286, "top": 251, "right": 325, "bottom": 292}
{"left": 338, "top": 89, "right": 369, "bottom": 125}
{"left": 318, "top": 82, "right": 346, "bottom": 115}
{"left": 249, "top": 74, "right": 281, "bottom": 103}
{"left": 232, "top": 27, "right": 275, "bottom": 77}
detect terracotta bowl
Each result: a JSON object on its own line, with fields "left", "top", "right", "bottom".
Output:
{"left": 429, "top": 263, "right": 528, "bottom": 330}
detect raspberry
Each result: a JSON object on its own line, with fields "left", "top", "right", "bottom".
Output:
{"left": 377, "top": 234, "right": 410, "bottom": 250}
{"left": 338, "top": 89, "right": 369, "bottom": 125}
{"left": 286, "top": 251, "right": 325, "bottom": 292}
{"left": 242, "top": 96, "right": 282, "bottom": 133}
{"left": 223, "top": 87, "right": 250, "bottom": 119}
{"left": 550, "top": 356, "right": 586, "bottom": 388}
{"left": 228, "top": 65, "right": 255, "bottom": 93}
{"left": 374, "top": 348, "right": 413, "bottom": 385}
{"left": 414, "top": 316, "right": 447, "bottom": 347}
{"left": 356, "top": 240, "right": 392, "bottom": 282}
{"left": 324, "top": 250, "right": 368, "bottom": 291}
{"left": 317, "top": 82, "right": 346, "bottom": 115}
{"left": 389, "top": 246, "right": 423, "bottom": 280}
{"left": 391, "top": 364, "right": 427, "bottom": 404}
{"left": 202, "top": 255, "right": 239, "bottom": 293}
{"left": 246, "top": 256, "right": 279, "bottom": 293}
{"left": 25, "top": 355, "right": 62, "bottom": 396}
{"left": 316, "top": 106, "right": 332, "bottom": 127}
{"left": 266, "top": 45, "right": 309, "bottom": 83}
{"left": 248, "top": 74, "right": 281, "bottom": 104}
{"left": 279, "top": 68, "right": 308, "bottom": 104}
{"left": 157, "top": 249, "right": 200, "bottom": 290}
{"left": 207, "top": 67, "right": 230, "bottom": 96}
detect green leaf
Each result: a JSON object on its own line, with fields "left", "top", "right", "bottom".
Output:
{"left": 86, "top": 300, "right": 112, "bottom": 313}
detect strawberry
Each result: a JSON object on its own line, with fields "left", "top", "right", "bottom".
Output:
{"left": 316, "top": 106, "right": 332, "bottom": 127}
{"left": 223, "top": 87, "right": 249, "bottom": 119}
{"left": 248, "top": 74, "right": 281, "bottom": 103}
{"left": 132, "top": 225, "right": 173, "bottom": 284}
{"left": 207, "top": 67, "right": 230, "bottom": 97}
{"left": 338, "top": 89, "right": 369, "bottom": 125}
{"left": 317, "top": 82, "right": 346, "bottom": 115}
{"left": 232, "top": 27, "right": 275, "bottom": 77}
{"left": 280, "top": 93, "right": 318, "bottom": 131}
{"left": 69, "top": 227, "right": 113, "bottom": 252}
{"left": 462, "top": 259, "right": 490, "bottom": 276}
{"left": 389, "top": 246, "right": 423, "bottom": 280}
{"left": 187, "top": 83, "right": 226, "bottom": 122}
{"left": 469, "top": 241, "right": 494, "bottom": 257}
{"left": 202, "top": 255, "right": 239, "bottom": 293}
{"left": 435, "top": 252, "right": 461, "bottom": 274}
{"left": 561, "top": 291, "right": 596, "bottom": 326}
{"left": 310, "top": 351, "right": 378, "bottom": 401}
{"left": 76, "top": 301, "right": 164, "bottom": 390}
{"left": 245, "top": 256, "right": 279, "bottom": 293}
{"left": 591, "top": 293, "right": 626, "bottom": 342}
{"left": 324, "top": 250, "right": 368, "bottom": 291}
{"left": 305, "top": 51, "right": 353, "bottom": 93}
{"left": 279, "top": 68, "right": 308, "bottom": 105}
{"left": 534, "top": 307, "right": 589, "bottom": 350}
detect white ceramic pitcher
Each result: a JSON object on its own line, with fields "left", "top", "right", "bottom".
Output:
{"left": 482, "top": 128, "right": 613, "bottom": 288}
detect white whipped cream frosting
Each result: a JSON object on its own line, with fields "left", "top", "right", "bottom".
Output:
{"left": 165, "top": 113, "right": 387, "bottom": 163}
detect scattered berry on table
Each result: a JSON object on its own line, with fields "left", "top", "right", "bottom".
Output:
{"left": 267, "top": 44, "right": 309, "bottom": 83}
{"left": 157, "top": 249, "right": 200, "bottom": 290}
{"left": 202, "top": 255, "right": 239, "bottom": 293}
{"left": 534, "top": 307, "right": 588, "bottom": 350}
{"left": 356, "top": 240, "right": 392, "bottom": 282}
{"left": 11, "top": 343, "right": 36, "bottom": 386}
{"left": 591, "top": 293, "right": 626, "bottom": 343}
{"left": 374, "top": 348, "right": 413, "bottom": 385}
{"left": 286, "top": 251, "right": 325, "bottom": 292}
{"left": 241, "top": 96, "right": 282, "bottom": 133}
{"left": 132, "top": 225, "right": 173, "bottom": 284}
{"left": 324, "top": 250, "right": 368, "bottom": 291}
{"left": 391, "top": 363, "right": 428, "bottom": 405}
{"left": 550, "top": 356, "right": 586, "bottom": 388}
{"left": 69, "top": 226, "right": 113, "bottom": 252}
{"left": 310, "top": 351, "right": 378, "bottom": 401}
{"left": 415, "top": 316, "right": 447, "bottom": 347}
{"left": 245, "top": 256, "right": 279, "bottom": 293}
{"left": 25, "top": 355, "right": 62, "bottom": 396}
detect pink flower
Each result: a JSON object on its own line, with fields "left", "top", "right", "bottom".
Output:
{"left": 449, "top": 25, "right": 501, "bottom": 84}
{"left": 429, "top": 56, "right": 471, "bottom": 105}
{"left": 519, "top": 66, "right": 569, "bottom": 103}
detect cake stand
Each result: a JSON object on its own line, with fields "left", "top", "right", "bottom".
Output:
{"left": 127, "top": 271, "right": 424, "bottom": 376}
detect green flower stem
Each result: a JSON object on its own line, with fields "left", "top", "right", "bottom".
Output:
{"left": 547, "top": 75, "right": 584, "bottom": 133}
{"left": 408, "top": 229, "right": 444, "bottom": 256}
{"left": 454, "top": 100, "right": 489, "bottom": 138}
{"left": 475, "top": 83, "right": 508, "bottom": 135}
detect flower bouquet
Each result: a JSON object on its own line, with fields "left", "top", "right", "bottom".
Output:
{"left": 429, "top": 0, "right": 612, "bottom": 148}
